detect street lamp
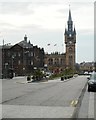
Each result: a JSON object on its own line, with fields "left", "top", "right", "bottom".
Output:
{"left": 12, "top": 56, "right": 14, "bottom": 69}
{"left": 23, "top": 67, "right": 25, "bottom": 76}
{"left": 44, "top": 64, "right": 48, "bottom": 72}
{"left": 5, "top": 63, "right": 8, "bottom": 78}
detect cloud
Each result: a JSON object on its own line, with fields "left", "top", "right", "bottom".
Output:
{"left": 0, "top": 0, "right": 94, "bottom": 3}
{"left": 0, "top": 1, "right": 94, "bottom": 63}
{"left": 0, "top": 3, "right": 64, "bottom": 31}
{"left": 0, "top": 1, "right": 94, "bottom": 31}
{"left": 0, "top": 2, "right": 35, "bottom": 15}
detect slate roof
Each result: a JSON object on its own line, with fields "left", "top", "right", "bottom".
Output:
{"left": 18, "top": 40, "right": 33, "bottom": 48}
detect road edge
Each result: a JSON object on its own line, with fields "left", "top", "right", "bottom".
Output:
{"left": 72, "top": 79, "right": 88, "bottom": 119}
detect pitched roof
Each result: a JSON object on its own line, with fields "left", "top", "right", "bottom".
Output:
{"left": 18, "top": 40, "right": 33, "bottom": 48}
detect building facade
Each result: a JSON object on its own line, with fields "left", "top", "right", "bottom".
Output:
{"left": 2, "top": 35, "right": 44, "bottom": 77}
{"left": 2, "top": 9, "right": 76, "bottom": 78}
{"left": 64, "top": 9, "right": 76, "bottom": 69}
{"left": 45, "top": 9, "right": 76, "bottom": 71}
{"left": 79, "top": 62, "right": 94, "bottom": 72}
{"left": 44, "top": 52, "right": 66, "bottom": 73}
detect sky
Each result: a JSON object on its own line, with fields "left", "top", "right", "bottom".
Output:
{"left": 0, "top": 0, "right": 95, "bottom": 63}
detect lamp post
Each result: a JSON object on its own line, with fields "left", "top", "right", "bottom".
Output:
{"left": 23, "top": 67, "right": 25, "bottom": 76}
{"left": 24, "top": 51, "right": 29, "bottom": 76}
{"left": 12, "top": 55, "right": 14, "bottom": 70}
{"left": 44, "top": 64, "right": 48, "bottom": 72}
{"left": 5, "top": 63, "right": 8, "bottom": 78}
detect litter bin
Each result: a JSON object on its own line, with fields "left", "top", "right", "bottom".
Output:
{"left": 61, "top": 76, "right": 64, "bottom": 81}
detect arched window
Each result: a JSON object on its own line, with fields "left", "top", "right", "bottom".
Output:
{"left": 69, "top": 55, "right": 73, "bottom": 66}
{"left": 54, "top": 58, "right": 59, "bottom": 65}
{"left": 48, "top": 58, "right": 53, "bottom": 65}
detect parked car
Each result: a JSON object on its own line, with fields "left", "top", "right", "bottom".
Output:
{"left": 87, "top": 72, "right": 96, "bottom": 92}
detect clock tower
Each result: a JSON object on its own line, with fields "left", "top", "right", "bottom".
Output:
{"left": 64, "top": 9, "right": 76, "bottom": 69}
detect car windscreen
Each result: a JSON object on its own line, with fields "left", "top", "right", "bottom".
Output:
{"left": 90, "top": 74, "right": 96, "bottom": 80}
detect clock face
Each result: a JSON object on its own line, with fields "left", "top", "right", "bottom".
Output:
{"left": 69, "top": 41, "right": 72, "bottom": 44}
{"left": 69, "top": 34, "right": 72, "bottom": 37}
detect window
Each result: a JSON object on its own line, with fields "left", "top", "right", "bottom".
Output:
{"left": 31, "top": 52, "right": 33, "bottom": 56}
{"left": 18, "top": 53, "right": 21, "bottom": 57}
{"left": 69, "top": 47, "right": 72, "bottom": 52}
{"left": 60, "top": 59, "right": 64, "bottom": 65}
{"left": 69, "top": 56, "right": 73, "bottom": 65}
{"left": 13, "top": 53, "right": 16, "bottom": 57}
{"left": 28, "top": 52, "right": 30, "bottom": 57}
{"left": 18, "top": 60, "right": 21, "bottom": 65}
{"left": 8, "top": 52, "right": 10, "bottom": 57}
{"left": 48, "top": 59, "right": 53, "bottom": 65}
{"left": 31, "top": 61, "right": 33, "bottom": 65}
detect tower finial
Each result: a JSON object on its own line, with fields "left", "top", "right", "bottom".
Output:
{"left": 69, "top": 4, "right": 70, "bottom": 9}
{"left": 68, "top": 5, "right": 72, "bottom": 21}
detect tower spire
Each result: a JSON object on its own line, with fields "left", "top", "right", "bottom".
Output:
{"left": 68, "top": 5, "right": 72, "bottom": 21}
{"left": 67, "top": 6, "right": 73, "bottom": 32}
{"left": 64, "top": 7, "right": 76, "bottom": 69}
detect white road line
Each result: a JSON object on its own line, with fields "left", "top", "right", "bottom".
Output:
{"left": 88, "top": 92, "right": 94, "bottom": 118}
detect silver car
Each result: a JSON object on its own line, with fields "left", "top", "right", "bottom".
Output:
{"left": 88, "top": 72, "right": 96, "bottom": 92}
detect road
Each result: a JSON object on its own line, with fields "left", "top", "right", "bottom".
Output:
{"left": 0, "top": 75, "right": 95, "bottom": 118}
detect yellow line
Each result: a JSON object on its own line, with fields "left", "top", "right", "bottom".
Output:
{"left": 70, "top": 100, "right": 78, "bottom": 107}
{"left": 74, "top": 100, "right": 78, "bottom": 107}
{"left": 70, "top": 100, "right": 75, "bottom": 106}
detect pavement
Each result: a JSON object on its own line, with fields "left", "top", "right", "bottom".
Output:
{"left": 2, "top": 105, "right": 74, "bottom": 118}
{"left": 88, "top": 92, "right": 94, "bottom": 118}
{"left": 12, "top": 76, "right": 76, "bottom": 84}
{"left": 77, "top": 85, "right": 95, "bottom": 118}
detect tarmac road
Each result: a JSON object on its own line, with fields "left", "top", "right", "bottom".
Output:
{"left": 1, "top": 75, "right": 94, "bottom": 118}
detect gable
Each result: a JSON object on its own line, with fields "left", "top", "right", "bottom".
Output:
{"left": 10, "top": 44, "right": 23, "bottom": 51}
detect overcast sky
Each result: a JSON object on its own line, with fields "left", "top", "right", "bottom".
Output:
{"left": 0, "top": 0, "right": 95, "bottom": 63}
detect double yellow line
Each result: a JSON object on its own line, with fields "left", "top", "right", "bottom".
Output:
{"left": 70, "top": 100, "right": 78, "bottom": 107}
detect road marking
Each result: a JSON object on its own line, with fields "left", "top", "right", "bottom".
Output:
{"left": 71, "top": 100, "right": 74, "bottom": 106}
{"left": 70, "top": 100, "right": 78, "bottom": 107}
{"left": 16, "top": 81, "right": 27, "bottom": 84}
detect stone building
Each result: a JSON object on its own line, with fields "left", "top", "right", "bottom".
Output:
{"left": 2, "top": 9, "right": 76, "bottom": 77}
{"left": 45, "top": 9, "right": 76, "bottom": 72}
{"left": 79, "top": 62, "right": 94, "bottom": 72}
{"left": 64, "top": 9, "right": 76, "bottom": 69}
{"left": 44, "top": 52, "right": 66, "bottom": 73}
{"left": 2, "top": 35, "right": 44, "bottom": 77}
